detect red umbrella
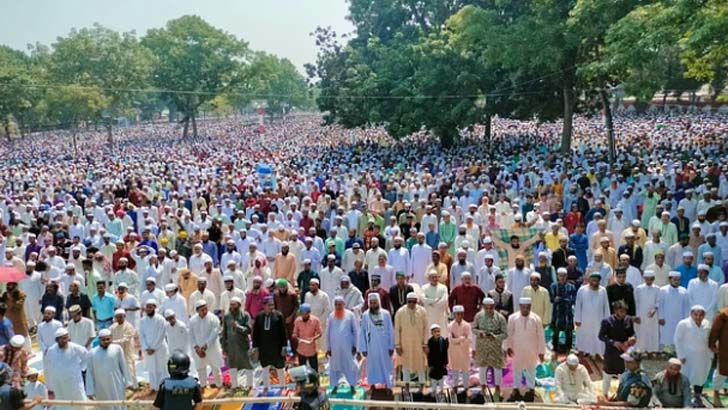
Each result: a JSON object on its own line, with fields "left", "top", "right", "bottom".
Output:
{"left": 0, "top": 267, "right": 25, "bottom": 283}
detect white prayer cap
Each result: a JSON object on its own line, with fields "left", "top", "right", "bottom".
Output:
{"left": 230, "top": 296, "right": 242, "bottom": 305}
{"left": 682, "top": 251, "right": 693, "bottom": 257}
{"left": 406, "top": 292, "right": 418, "bottom": 300}
{"left": 44, "top": 306, "right": 56, "bottom": 313}
{"left": 9, "top": 335, "right": 25, "bottom": 348}
{"left": 197, "top": 276, "right": 207, "bottom": 283}
{"left": 643, "top": 270, "right": 655, "bottom": 278}
{"left": 309, "top": 278, "right": 320, "bottom": 285}
{"left": 226, "top": 260, "right": 237, "bottom": 267}
{"left": 118, "top": 257, "right": 128, "bottom": 263}
{"left": 223, "top": 275, "right": 234, "bottom": 282}
{"left": 164, "top": 283, "right": 177, "bottom": 292}
{"left": 704, "top": 251, "right": 714, "bottom": 257}
{"left": 253, "top": 276, "right": 263, "bottom": 283}
{"left": 668, "top": 358, "right": 682, "bottom": 366}
{"left": 557, "top": 267, "right": 567, "bottom": 275}
{"left": 519, "top": 297, "right": 532, "bottom": 305}
{"left": 114, "top": 308, "right": 126, "bottom": 316}
{"left": 303, "top": 258, "right": 312, "bottom": 264}
{"left": 430, "top": 324, "right": 441, "bottom": 331}
{"left": 281, "top": 241, "right": 290, "bottom": 247}
{"left": 340, "top": 275, "right": 351, "bottom": 283}
{"left": 483, "top": 297, "right": 495, "bottom": 305}
{"left": 631, "top": 220, "right": 641, "bottom": 227}
{"left": 624, "top": 231, "right": 635, "bottom": 238}
{"left": 461, "top": 271, "right": 471, "bottom": 278}
{"left": 483, "top": 236, "right": 492, "bottom": 244}
{"left": 333, "top": 295, "right": 345, "bottom": 304}
{"left": 145, "top": 299, "right": 158, "bottom": 306}
{"left": 457, "top": 249, "right": 467, "bottom": 256}
{"left": 514, "top": 214, "right": 523, "bottom": 221}
{"left": 698, "top": 264, "right": 710, "bottom": 271}
{"left": 163, "top": 309, "right": 176, "bottom": 318}
{"left": 26, "top": 368, "right": 38, "bottom": 376}
{"left": 65, "top": 263, "right": 75, "bottom": 270}
{"left": 484, "top": 254, "right": 494, "bottom": 260}
{"left": 146, "top": 277, "right": 156, "bottom": 283}
{"left": 530, "top": 272, "right": 541, "bottom": 279}
{"left": 566, "top": 354, "right": 579, "bottom": 366}
{"left": 720, "top": 222, "right": 728, "bottom": 228}
{"left": 117, "top": 282, "right": 128, "bottom": 289}
{"left": 98, "top": 329, "right": 112, "bottom": 338}
{"left": 194, "top": 299, "right": 207, "bottom": 309}
{"left": 538, "top": 251, "right": 548, "bottom": 258}
{"left": 691, "top": 305, "right": 706, "bottom": 312}
{"left": 54, "top": 328, "right": 69, "bottom": 338}
{"left": 453, "top": 305, "right": 465, "bottom": 313}
{"left": 368, "top": 293, "right": 381, "bottom": 302}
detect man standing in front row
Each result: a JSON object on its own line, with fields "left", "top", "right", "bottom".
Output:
{"left": 504, "top": 297, "right": 545, "bottom": 402}
{"left": 359, "top": 293, "right": 395, "bottom": 389}
{"left": 140, "top": 299, "right": 169, "bottom": 393}
{"left": 86, "top": 328, "right": 134, "bottom": 409}
{"left": 43, "top": 328, "right": 88, "bottom": 410}
{"left": 394, "top": 292, "right": 428, "bottom": 388}
{"left": 326, "top": 296, "right": 359, "bottom": 392}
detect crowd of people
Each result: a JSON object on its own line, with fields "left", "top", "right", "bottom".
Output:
{"left": 0, "top": 111, "right": 727, "bottom": 408}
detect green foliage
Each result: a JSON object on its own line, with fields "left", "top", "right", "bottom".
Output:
{"left": 142, "top": 15, "right": 250, "bottom": 137}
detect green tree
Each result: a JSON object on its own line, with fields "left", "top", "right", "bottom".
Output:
{"left": 48, "top": 24, "right": 153, "bottom": 147}
{"left": 43, "top": 84, "right": 110, "bottom": 153}
{"left": 0, "top": 46, "right": 36, "bottom": 140}
{"left": 252, "top": 53, "right": 310, "bottom": 119}
{"left": 142, "top": 15, "right": 250, "bottom": 138}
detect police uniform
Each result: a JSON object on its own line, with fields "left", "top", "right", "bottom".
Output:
{"left": 152, "top": 376, "right": 202, "bottom": 410}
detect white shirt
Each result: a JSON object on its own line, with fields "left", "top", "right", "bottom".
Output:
{"left": 66, "top": 317, "right": 96, "bottom": 347}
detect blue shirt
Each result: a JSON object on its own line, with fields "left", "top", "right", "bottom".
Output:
{"left": 0, "top": 318, "right": 14, "bottom": 346}
{"left": 91, "top": 293, "right": 118, "bottom": 320}
{"left": 676, "top": 264, "right": 698, "bottom": 288}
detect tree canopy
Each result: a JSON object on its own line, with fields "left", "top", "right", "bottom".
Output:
{"left": 308, "top": 0, "right": 728, "bottom": 152}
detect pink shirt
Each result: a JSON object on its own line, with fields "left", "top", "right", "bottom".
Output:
{"left": 293, "top": 315, "right": 322, "bottom": 357}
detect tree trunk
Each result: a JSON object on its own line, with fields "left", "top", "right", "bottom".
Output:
{"left": 600, "top": 89, "right": 616, "bottom": 166}
{"left": 182, "top": 116, "right": 190, "bottom": 139}
{"left": 192, "top": 113, "right": 198, "bottom": 138}
{"left": 438, "top": 129, "right": 456, "bottom": 149}
{"left": 484, "top": 112, "right": 492, "bottom": 153}
{"left": 106, "top": 122, "right": 114, "bottom": 150}
{"left": 2, "top": 120, "right": 11, "bottom": 142}
{"left": 72, "top": 129, "right": 78, "bottom": 155}
{"left": 561, "top": 84, "right": 575, "bottom": 155}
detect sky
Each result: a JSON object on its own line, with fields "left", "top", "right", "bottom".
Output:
{"left": 0, "top": 0, "right": 354, "bottom": 73}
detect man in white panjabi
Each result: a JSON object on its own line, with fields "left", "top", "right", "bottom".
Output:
{"left": 189, "top": 299, "right": 224, "bottom": 388}
{"left": 634, "top": 270, "right": 660, "bottom": 354}
{"left": 420, "top": 270, "right": 449, "bottom": 336}
{"left": 139, "top": 299, "right": 169, "bottom": 392}
{"left": 554, "top": 354, "right": 596, "bottom": 404}
{"left": 674, "top": 305, "right": 712, "bottom": 401}
{"left": 86, "top": 329, "right": 134, "bottom": 410}
{"left": 408, "top": 233, "right": 432, "bottom": 285}
{"left": 504, "top": 297, "right": 545, "bottom": 401}
{"left": 43, "top": 328, "right": 88, "bottom": 410}
{"left": 687, "top": 264, "right": 718, "bottom": 321}
{"left": 574, "top": 272, "right": 610, "bottom": 357}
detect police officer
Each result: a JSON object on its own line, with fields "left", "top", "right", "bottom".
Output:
{"left": 152, "top": 352, "right": 202, "bottom": 410}
{"left": 0, "top": 363, "right": 43, "bottom": 410}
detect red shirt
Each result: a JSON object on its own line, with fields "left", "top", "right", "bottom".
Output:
{"left": 448, "top": 284, "right": 485, "bottom": 322}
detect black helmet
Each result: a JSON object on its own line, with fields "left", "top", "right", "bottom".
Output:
{"left": 167, "top": 351, "right": 191, "bottom": 377}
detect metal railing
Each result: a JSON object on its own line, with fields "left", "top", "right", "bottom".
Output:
{"left": 26, "top": 396, "right": 670, "bottom": 409}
